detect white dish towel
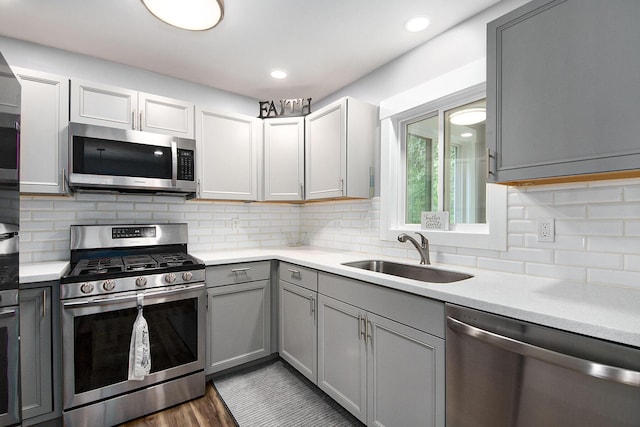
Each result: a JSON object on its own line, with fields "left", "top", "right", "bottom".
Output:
{"left": 128, "top": 294, "right": 151, "bottom": 381}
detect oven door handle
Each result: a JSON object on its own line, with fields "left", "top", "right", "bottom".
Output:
{"left": 0, "top": 308, "right": 17, "bottom": 319}
{"left": 62, "top": 283, "right": 205, "bottom": 308}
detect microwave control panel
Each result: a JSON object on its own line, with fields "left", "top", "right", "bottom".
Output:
{"left": 177, "top": 149, "right": 195, "bottom": 181}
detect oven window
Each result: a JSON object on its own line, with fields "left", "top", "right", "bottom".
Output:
{"left": 0, "top": 327, "right": 8, "bottom": 414}
{"left": 73, "top": 298, "right": 198, "bottom": 394}
{"left": 72, "top": 136, "right": 172, "bottom": 179}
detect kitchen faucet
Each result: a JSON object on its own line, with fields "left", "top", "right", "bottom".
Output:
{"left": 398, "top": 232, "right": 430, "bottom": 265}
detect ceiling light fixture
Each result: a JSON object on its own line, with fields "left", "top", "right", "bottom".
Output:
{"left": 142, "top": 0, "right": 224, "bottom": 31}
{"left": 449, "top": 108, "right": 486, "bottom": 126}
{"left": 270, "top": 70, "right": 288, "bottom": 79}
{"left": 404, "top": 16, "right": 430, "bottom": 32}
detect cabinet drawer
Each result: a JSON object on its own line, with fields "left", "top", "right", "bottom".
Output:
{"left": 279, "top": 262, "right": 318, "bottom": 292}
{"left": 318, "top": 272, "right": 445, "bottom": 338}
{"left": 206, "top": 261, "right": 271, "bottom": 287}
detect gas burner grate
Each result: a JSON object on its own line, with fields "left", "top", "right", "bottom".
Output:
{"left": 123, "top": 255, "right": 158, "bottom": 271}
{"left": 152, "top": 253, "right": 195, "bottom": 268}
{"left": 72, "top": 257, "right": 124, "bottom": 276}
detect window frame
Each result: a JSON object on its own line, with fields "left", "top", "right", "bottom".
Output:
{"left": 380, "top": 82, "right": 507, "bottom": 250}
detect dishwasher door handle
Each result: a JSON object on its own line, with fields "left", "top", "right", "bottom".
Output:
{"left": 446, "top": 316, "right": 640, "bottom": 388}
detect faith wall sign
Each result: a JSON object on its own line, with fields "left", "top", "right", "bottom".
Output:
{"left": 258, "top": 98, "right": 312, "bottom": 119}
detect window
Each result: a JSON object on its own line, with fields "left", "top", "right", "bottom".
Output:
{"left": 380, "top": 82, "right": 506, "bottom": 250}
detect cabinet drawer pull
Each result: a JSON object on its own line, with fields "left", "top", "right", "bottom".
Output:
{"left": 132, "top": 111, "right": 136, "bottom": 130}
{"left": 287, "top": 268, "right": 301, "bottom": 277}
{"left": 140, "top": 111, "right": 144, "bottom": 131}
{"left": 358, "top": 314, "right": 363, "bottom": 340}
{"left": 310, "top": 296, "right": 315, "bottom": 315}
{"left": 231, "top": 267, "right": 250, "bottom": 274}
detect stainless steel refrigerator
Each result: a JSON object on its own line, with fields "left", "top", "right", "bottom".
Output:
{"left": 0, "top": 50, "right": 21, "bottom": 427}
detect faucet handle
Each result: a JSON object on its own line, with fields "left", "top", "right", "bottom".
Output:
{"left": 415, "top": 232, "right": 428, "bottom": 248}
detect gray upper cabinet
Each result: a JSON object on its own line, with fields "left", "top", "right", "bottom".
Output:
{"left": 487, "top": 0, "right": 640, "bottom": 184}
{"left": 70, "top": 79, "right": 195, "bottom": 138}
{"left": 13, "top": 68, "right": 69, "bottom": 194}
{"left": 305, "top": 97, "right": 377, "bottom": 200}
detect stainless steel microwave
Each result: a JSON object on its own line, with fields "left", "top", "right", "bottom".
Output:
{"left": 68, "top": 122, "right": 196, "bottom": 195}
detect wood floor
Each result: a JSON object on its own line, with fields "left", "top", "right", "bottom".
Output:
{"left": 119, "top": 382, "right": 237, "bottom": 427}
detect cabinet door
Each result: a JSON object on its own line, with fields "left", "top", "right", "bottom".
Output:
{"left": 367, "top": 312, "right": 445, "bottom": 427}
{"left": 317, "top": 294, "right": 367, "bottom": 423}
{"left": 264, "top": 117, "right": 304, "bottom": 201}
{"left": 196, "top": 108, "right": 260, "bottom": 200}
{"left": 305, "top": 99, "right": 347, "bottom": 200}
{"left": 70, "top": 79, "right": 137, "bottom": 130}
{"left": 16, "top": 68, "right": 69, "bottom": 194}
{"left": 487, "top": 0, "right": 640, "bottom": 183}
{"left": 139, "top": 92, "right": 194, "bottom": 138}
{"left": 206, "top": 280, "right": 271, "bottom": 374}
{"left": 279, "top": 280, "right": 316, "bottom": 383}
{"left": 20, "top": 287, "right": 53, "bottom": 420}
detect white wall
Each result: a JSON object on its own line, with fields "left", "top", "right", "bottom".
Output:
{"left": 315, "top": 0, "right": 529, "bottom": 108}
{"left": 0, "top": 36, "right": 258, "bottom": 116}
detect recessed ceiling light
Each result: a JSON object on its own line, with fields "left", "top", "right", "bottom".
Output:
{"left": 449, "top": 108, "right": 486, "bottom": 126}
{"left": 270, "top": 70, "right": 288, "bottom": 79}
{"left": 461, "top": 132, "right": 473, "bottom": 138}
{"left": 142, "top": 0, "right": 224, "bottom": 31}
{"left": 404, "top": 16, "right": 430, "bottom": 33}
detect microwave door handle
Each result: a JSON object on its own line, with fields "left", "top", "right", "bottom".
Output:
{"left": 171, "top": 141, "right": 178, "bottom": 187}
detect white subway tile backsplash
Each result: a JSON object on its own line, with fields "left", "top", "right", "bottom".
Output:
{"left": 525, "top": 263, "right": 586, "bottom": 282}
{"left": 554, "top": 187, "right": 623, "bottom": 205}
{"left": 555, "top": 250, "right": 623, "bottom": 269}
{"left": 17, "top": 177, "right": 640, "bottom": 290}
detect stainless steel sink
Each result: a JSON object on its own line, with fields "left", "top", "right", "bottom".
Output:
{"left": 342, "top": 260, "right": 473, "bottom": 283}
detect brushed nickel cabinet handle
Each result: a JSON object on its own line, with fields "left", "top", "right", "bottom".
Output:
{"left": 42, "top": 289, "right": 47, "bottom": 318}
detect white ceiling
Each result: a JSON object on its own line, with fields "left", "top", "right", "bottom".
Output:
{"left": 0, "top": 0, "right": 501, "bottom": 101}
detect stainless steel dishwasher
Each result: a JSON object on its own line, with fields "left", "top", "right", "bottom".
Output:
{"left": 445, "top": 304, "right": 640, "bottom": 427}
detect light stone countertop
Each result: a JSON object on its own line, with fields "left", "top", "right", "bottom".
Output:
{"left": 19, "top": 246, "right": 640, "bottom": 348}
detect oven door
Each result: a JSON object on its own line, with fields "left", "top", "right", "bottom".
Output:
{"left": 0, "top": 305, "right": 20, "bottom": 426}
{"left": 61, "top": 283, "right": 205, "bottom": 410}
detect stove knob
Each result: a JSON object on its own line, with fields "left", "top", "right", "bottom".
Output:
{"left": 165, "top": 273, "right": 177, "bottom": 284}
{"left": 136, "top": 277, "right": 147, "bottom": 288}
{"left": 80, "top": 282, "right": 94, "bottom": 294}
{"left": 102, "top": 279, "right": 116, "bottom": 291}
{"left": 182, "top": 271, "right": 193, "bottom": 281}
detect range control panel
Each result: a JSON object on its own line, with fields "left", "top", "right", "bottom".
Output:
{"left": 112, "top": 226, "right": 157, "bottom": 239}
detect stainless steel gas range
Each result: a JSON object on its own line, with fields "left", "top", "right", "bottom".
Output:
{"left": 60, "top": 223, "right": 206, "bottom": 427}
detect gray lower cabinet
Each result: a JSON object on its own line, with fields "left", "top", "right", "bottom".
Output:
{"left": 317, "top": 273, "right": 445, "bottom": 427}
{"left": 487, "top": 0, "right": 640, "bottom": 184}
{"left": 206, "top": 262, "right": 271, "bottom": 374}
{"left": 19, "top": 287, "right": 53, "bottom": 423}
{"left": 278, "top": 262, "right": 318, "bottom": 383}
{"left": 278, "top": 280, "right": 317, "bottom": 383}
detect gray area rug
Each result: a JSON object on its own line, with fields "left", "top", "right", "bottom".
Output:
{"left": 214, "top": 360, "right": 364, "bottom": 427}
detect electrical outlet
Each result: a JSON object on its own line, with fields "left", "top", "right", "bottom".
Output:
{"left": 232, "top": 218, "right": 240, "bottom": 231}
{"left": 537, "top": 217, "right": 555, "bottom": 242}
